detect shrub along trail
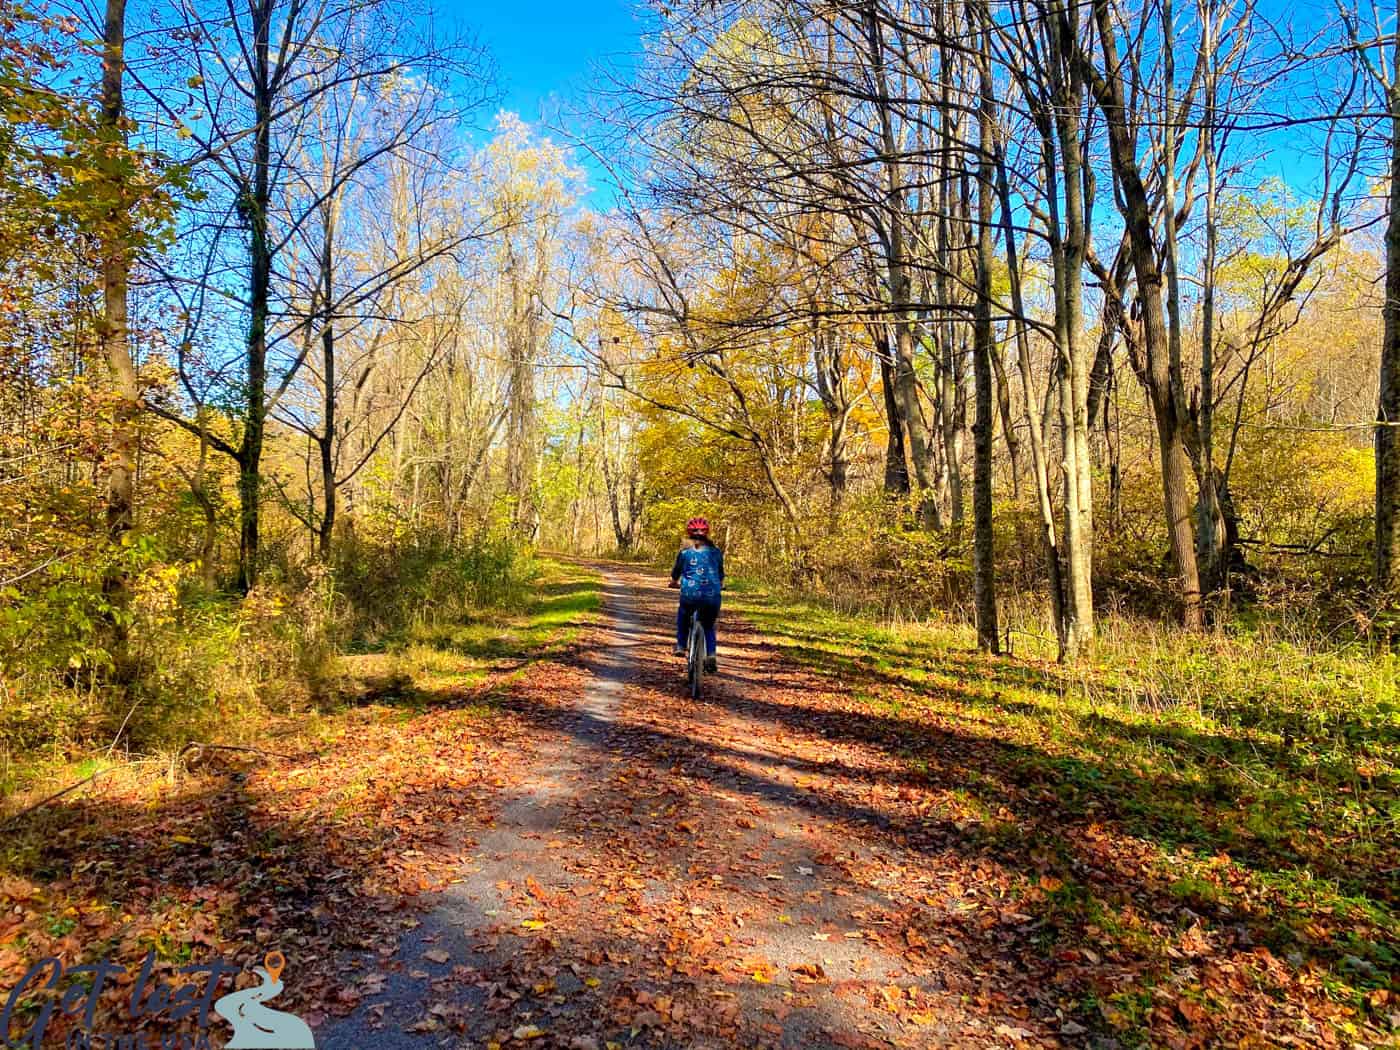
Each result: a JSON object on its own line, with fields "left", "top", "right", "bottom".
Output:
{"left": 322, "top": 563, "right": 1395, "bottom": 1050}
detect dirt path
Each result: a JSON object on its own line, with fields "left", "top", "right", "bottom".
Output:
{"left": 320, "top": 564, "right": 1060, "bottom": 1049}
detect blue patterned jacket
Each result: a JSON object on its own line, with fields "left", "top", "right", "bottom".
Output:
{"left": 671, "top": 543, "right": 724, "bottom": 602}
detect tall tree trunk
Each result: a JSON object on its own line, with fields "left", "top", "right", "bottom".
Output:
{"left": 1051, "top": 6, "right": 1095, "bottom": 655}
{"left": 993, "top": 102, "right": 1067, "bottom": 656}
{"left": 1379, "top": 88, "right": 1400, "bottom": 595}
{"left": 937, "top": 51, "right": 964, "bottom": 541}
{"left": 1159, "top": 0, "right": 1207, "bottom": 615}
{"left": 313, "top": 203, "right": 337, "bottom": 562}
{"left": 865, "top": 5, "right": 938, "bottom": 528}
{"left": 1087, "top": 0, "right": 1204, "bottom": 628}
{"left": 1196, "top": 9, "right": 1226, "bottom": 595}
{"left": 99, "top": 0, "right": 136, "bottom": 620}
{"left": 972, "top": 10, "right": 1000, "bottom": 654}
{"left": 318, "top": 216, "right": 336, "bottom": 562}
{"left": 237, "top": 0, "right": 274, "bottom": 594}
{"left": 505, "top": 246, "right": 538, "bottom": 539}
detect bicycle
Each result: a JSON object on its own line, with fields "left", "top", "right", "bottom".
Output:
{"left": 685, "top": 607, "right": 706, "bottom": 699}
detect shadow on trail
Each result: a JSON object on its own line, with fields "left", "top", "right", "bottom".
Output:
{"left": 318, "top": 565, "right": 957, "bottom": 1050}
{"left": 525, "top": 571, "right": 1394, "bottom": 1035}
{"left": 318, "top": 862, "right": 927, "bottom": 1050}
{"left": 486, "top": 664, "right": 1379, "bottom": 976}
{"left": 182, "top": 560, "right": 1389, "bottom": 1049}
{"left": 558, "top": 595, "right": 1393, "bottom": 905}
{"left": 0, "top": 770, "right": 441, "bottom": 1044}
{"left": 329, "top": 562, "right": 1396, "bottom": 1033}
{"left": 719, "top": 602, "right": 1396, "bottom": 900}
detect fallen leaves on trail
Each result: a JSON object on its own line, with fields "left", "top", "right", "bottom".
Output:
{"left": 709, "top": 601, "right": 1399, "bottom": 1048}
{"left": 447, "top": 570, "right": 1393, "bottom": 1049}
{"left": 10, "top": 567, "right": 1390, "bottom": 1049}
{"left": 0, "top": 649, "right": 587, "bottom": 1044}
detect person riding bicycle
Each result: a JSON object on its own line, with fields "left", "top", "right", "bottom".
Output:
{"left": 669, "top": 516, "right": 723, "bottom": 672}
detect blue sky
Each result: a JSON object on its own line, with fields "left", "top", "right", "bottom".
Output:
{"left": 428, "top": 0, "right": 1344, "bottom": 206}
{"left": 445, "top": 0, "right": 642, "bottom": 125}
{"left": 435, "top": 0, "right": 645, "bottom": 199}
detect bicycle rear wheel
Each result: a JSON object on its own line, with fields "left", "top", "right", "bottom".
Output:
{"left": 688, "top": 613, "right": 705, "bottom": 699}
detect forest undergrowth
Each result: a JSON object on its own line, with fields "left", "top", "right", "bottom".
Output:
{"left": 0, "top": 535, "right": 574, "bottom": 800}
{"left": 0, "top": 552, "right": 602, "bottom": 1044}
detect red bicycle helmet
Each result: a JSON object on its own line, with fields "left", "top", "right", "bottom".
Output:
{"left": 686, "top": 516, "right": 710, "bottom": 537}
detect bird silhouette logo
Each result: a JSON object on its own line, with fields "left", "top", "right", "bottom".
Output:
{"left": 213, "top": 952, "right": 316, "bottom": 1049}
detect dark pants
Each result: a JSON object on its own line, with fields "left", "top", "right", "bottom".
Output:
{"left": 677, "top": 597, "right": 720, "bottom": 656}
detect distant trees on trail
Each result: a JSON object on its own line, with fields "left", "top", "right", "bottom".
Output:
{"left": 571, "top": 0, "right": 1393, "bottom": 658}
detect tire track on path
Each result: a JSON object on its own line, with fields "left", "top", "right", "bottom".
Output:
{"left": 319, "top": 566, "right": 639, "bottom": 1049}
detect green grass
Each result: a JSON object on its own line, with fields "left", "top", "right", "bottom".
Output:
{"left": 723, "top": 576, "right": 1399, "bottom": 1028}
{"left": 729, "top": 578, "right": 1397, "bottom": 874}
{"left": 332, "top": 558, "right": 601, "bottom": 709}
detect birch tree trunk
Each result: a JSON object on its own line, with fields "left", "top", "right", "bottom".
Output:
{"left": 1051, "top": 2, "right": 1095, "bottom": 654}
